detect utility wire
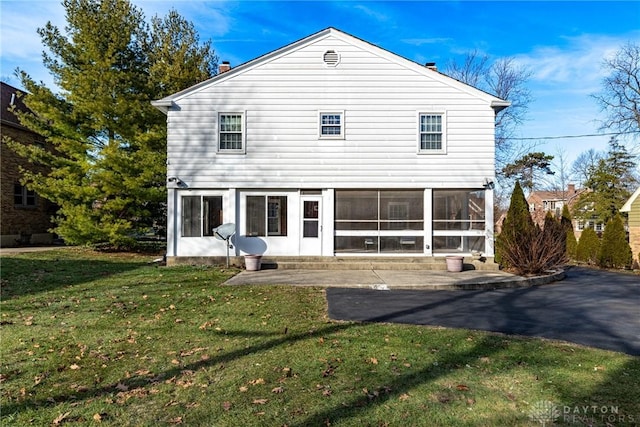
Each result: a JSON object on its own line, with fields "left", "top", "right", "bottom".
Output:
{"left": 510, "top": 132, "right": 634, "bottom": 141}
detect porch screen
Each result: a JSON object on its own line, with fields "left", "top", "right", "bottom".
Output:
{"left": 432, "top": 190, "right": 485, "bottom": 253}
{"left": 335, "top": 190, "right": 423, "bottom": 253}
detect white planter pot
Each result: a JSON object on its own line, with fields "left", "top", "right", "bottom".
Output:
{"left": 244, "top": 255, "right": 262, "bottom": 271}
{"left": 445, "top": 256, "right": 464, "bottom": 272}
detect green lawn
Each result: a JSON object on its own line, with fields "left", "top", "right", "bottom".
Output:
{"left": 1, "top": 248, "right": 638, "bottom": 426}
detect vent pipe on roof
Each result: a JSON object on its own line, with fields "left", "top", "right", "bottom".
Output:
{"left": 219, "top": 61, "right": 231, "bottom": 74}
{"left": 425, "top": 62, "right": 437, "bottom": 70}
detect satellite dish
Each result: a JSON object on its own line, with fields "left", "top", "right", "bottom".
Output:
{"left": 214, "top": 223, "right": 236, "bottom": 241}
{"left": 213, "top": 223, "right": 236, "bottom": 267}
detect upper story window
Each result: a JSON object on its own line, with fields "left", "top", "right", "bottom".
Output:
{"left": 418, "top": 113, "right": 445, "bottom": 153}
{"left": 14, "top": 183, "right": 36, "bottom": 207}
{"left": 218, "top": 113, "right": 245, "bottom": 152}
{"left": 319, "top": 111, "right": 344, "bottom": 139}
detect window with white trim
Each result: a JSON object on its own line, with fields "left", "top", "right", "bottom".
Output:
{"left": 246, "top": 195, "right": 288, "bottom": 237}
{"left": 418, "top": 113, "right": 444, "bottom": 152}
{"left": 218, "top": 113, "right": 244, "bottom": 152}
{"left": 181, "top": 196, "right": 223, "bottom": 237}
{"left": 319, "top": 111, "right": 344, "bottom": 139}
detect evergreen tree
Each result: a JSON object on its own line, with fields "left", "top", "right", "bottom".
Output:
{"left": 561, "top": 204, "right": 578, "bottom": 260}
{"left": 501, "top": 152, "right": 555, "bottom": 191}
{"left": 5, "top": 0, "right": 216, "bottom": 246}
{"left": 576, "top": 228, "right": 600, "bottom": 265}
{"left": 598, "top": 214, "right": 633, "bottom": 269}
{"left": 573, "top": 137, "right": 638, "bottom": 225}
{"left": 496, "top": 181, "right": 535, "bottom": 269}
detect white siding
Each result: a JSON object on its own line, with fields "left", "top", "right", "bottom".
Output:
{"left": 165, "top": 34, "right": 497, "bottom": 190}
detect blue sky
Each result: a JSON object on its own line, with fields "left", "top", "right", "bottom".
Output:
{"left": 1, "top": 0, "right": 639, "bottom": 180}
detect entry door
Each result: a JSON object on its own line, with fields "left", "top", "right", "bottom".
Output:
{"left": 300, "top": 196, "right": 322, "bottom": 255}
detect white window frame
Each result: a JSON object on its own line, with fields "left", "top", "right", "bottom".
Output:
{"left": 244, "top": 193, "right": 289, "bottom": 237}
{"left": 217, "top": 112, "right": 246, "bottom": 153}
{"left": 318, "top": 110, "right": 345, "bottom": 140}
{"left": 417, "top": 111, "right": 446, "bottom": 154}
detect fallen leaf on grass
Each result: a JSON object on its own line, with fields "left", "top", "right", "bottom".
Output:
{"left": 456, "top": 384, "right": 470, "bottom": 391}
{"left": 69, "top": 364, "right": 80, "bottom": 370}
{"left": 399, "top": 393, "right": 410, "bottom": 401}
{"left": 53, "top": 411, "right": 70, "bottom": 425}
{"left": 239, "top": 386, "right": 248, "bottom": 392}
{"left": 271, "top": 386, "right": 284, "bottom": 393}
{"left": 368, "top": 357, "right": 378, "bottom": 365}
{"left": 249, "top": 378, "right": 265, "bottom": 385}
{"left": 115, "top": 382, "right": 129, "bottom": 392}
{"left": 253, "top": 398, "right": 268, "bottom": 405}
{"left": 222, "top": 401, "right": 232, "bottom": 411}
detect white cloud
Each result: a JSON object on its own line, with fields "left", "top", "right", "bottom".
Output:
{"left": 402, "top": 37, "right": 452, "bottom": 47}
{"left": 515, "top": 33, "right": 638, "bottom": 90}
{"left": 352, "top": 4, "right": 392, "bottom": 24}
{"left": 0, "top": 1, "right": 65, "bottom": 60}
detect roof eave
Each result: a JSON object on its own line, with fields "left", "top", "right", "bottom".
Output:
{"left": 491, "top": 100, "right": 511, "bottom": 113}
{"left": 151, "top": 99, "right": 174, "bottom": 114}
{"left": 620, "top": 187, "right": 640, "bottom": 212}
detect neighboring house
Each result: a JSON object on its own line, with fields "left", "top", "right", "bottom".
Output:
{"left": 1, "top": 82, "right": 57, "bottom": 246}
{"left": 526, "top": 184, "right": 591, "bottom": 238}
{"left": 152, "top": 28, "right": 509, "bottom": 265}
{"left": 620, "top": 187, "right": 640, "bottom": 266}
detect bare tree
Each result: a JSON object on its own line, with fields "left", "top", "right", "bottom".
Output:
{"left": 447, "top": 51, "right": 533, "bottom": 171}
{"left": 571, "top": 148, "right": 603, "bottom": 186}
{"left": 592, "top": 42, "right": 640, "bottom": 138}
{"left": 548, "top": 147, "right": 573, "bottom": 193}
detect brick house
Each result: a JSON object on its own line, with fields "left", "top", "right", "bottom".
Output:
{"left": 526, "top": 184, "right": 591, "bottom": 238}
{"left": 1, "top": 82, "right": 57, "bottom": 246}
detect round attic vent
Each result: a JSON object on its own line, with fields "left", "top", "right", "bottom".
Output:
{"left": 323, "top": 50, "right": 340, "bottom": 67}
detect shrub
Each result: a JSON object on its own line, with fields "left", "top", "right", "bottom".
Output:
{"left": 496, "top": 182, "right": 567, "bottom": 275}
{"left": 576, "top": 228, "right": 600, "bottom": 265}
{"left": 561, "top": 205, "right": 577, "bottom": 260}
{"left": 598, "top": 215, "right": 633, "bottom": 269}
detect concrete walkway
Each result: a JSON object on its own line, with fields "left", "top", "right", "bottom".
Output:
{"left": 224, "top": 268, "right": 564, "bottom": 290}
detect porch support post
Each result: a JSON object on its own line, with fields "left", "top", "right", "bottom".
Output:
{"left": 485, "top": 188, "right": 495, "bottom": 257}
{"left": 167, "top": 187, "right": 177, "bottom": 257}
{"left": 424, "top": 188, "right": 433, "bottom": 256}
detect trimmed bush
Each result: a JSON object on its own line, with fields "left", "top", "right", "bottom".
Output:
{"left": 576, "top": 228, "right": 600, "bottom": 265}
{"left": 598, "top": 215, "right": 633, "bottom": 269}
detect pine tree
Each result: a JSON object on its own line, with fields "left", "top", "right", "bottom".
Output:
{"left": 598, "top": 214, "right": 633, "bottom": 268}
{"left": 5, "top": 0, "right": 216, "bottom": 246}
{"left": 561, "top": 204, "right": 578, "bottom": 260}
{"left": 576, "top": 228, "right": 600, "bottom": 265}
{"left": 496, "top": 181, "right": 535, "bottom": 269}
{"left": 573, "top": 137, "right": 638, "bottom": 226}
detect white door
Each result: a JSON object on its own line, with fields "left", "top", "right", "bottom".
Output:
{"left": 300, "top": 196, "right": 322, "bottom": 255}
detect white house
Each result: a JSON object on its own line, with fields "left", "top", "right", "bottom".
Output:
{"left": 152, "top": 28, "right": 509, "bottom": 265}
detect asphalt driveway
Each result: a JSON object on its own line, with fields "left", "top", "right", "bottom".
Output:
{"left": 326, "top": 267, "right": 640, "bottom": 355}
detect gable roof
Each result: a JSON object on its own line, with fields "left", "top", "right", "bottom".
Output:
{"left": 620, "top": 187, "right": 640, "bottom": 212}
{"left": 1, "top": 81, "right": 29, "bottom": 127}
{"left": 152, "top": 27, "right": 510, "bottom": 113}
